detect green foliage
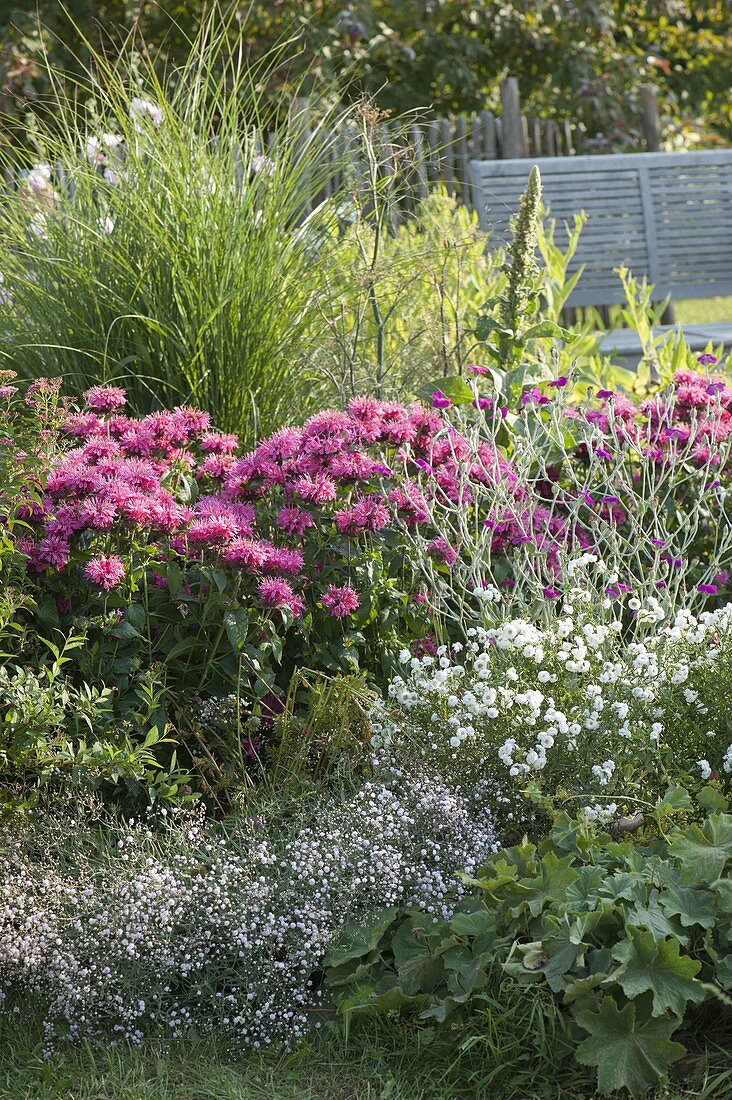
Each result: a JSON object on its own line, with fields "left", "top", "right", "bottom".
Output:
{"left": 0, "top": 26, "right": 351, "bottom": 443}
{"left": 3, "top": 3, "right": 731, "bottom": 149}
{"left": 315, "top": 186, "right": 503, "bottom": 403}
{"left": 325, "top": 811, "right": 732, "bottom": 1096}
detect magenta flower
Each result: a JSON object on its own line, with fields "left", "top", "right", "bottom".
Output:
{"left": 596, "top": 389, "right": 614, "bottom": 399}
{"left": 520, "top": 388, "right": 550, "bottom": 406}
{"left": 706, "top": 382, "right": 725, "bottom": 396}
{"left": 472, "top": 397, "right": 493, "bottom": 410}
{"left": 84, "top": 385, "right": 127, "bottom": 411}
{"left": 257, "top": 577, "right": 300, "bottom": 612}
{"left": 542, "top": 587, "right": 561, "bottom": 599}
{"left": 84, "top": 554, "right": 125, "bottom": 590}
{"left": 548, "top": 376, "right": 568, "bottom": 388}
{"left": 321, "top": 583, "right": 360, "bottom": 618}
{"left": 431, "top": 390, "right": 451, "bottom": 409}
{"left": 595, "top": 447, "right": 612, "bottom": 461}
{"left": 697, "top": 583, "right": 718, "bottom": 594}
{"left": 697, "top": 354, "right": 718, "bottom": 366}
{"left": 467, "top": 364, "right": 490, "bottom": 375}
{"left": 276, "top": 506, "right": 315, "bottom": 536}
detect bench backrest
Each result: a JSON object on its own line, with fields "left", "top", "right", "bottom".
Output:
{"left": 469, "top": 150, "right": 732, "bottom": 307}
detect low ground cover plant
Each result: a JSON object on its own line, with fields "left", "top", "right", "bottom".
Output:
{"left": 0, "top": 770, "right": 497, "bottom": 1050}
{"left": 324, "top": 809, "right": 732, "bottom": 1096}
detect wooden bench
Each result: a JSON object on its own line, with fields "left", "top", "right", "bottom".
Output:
{"left": 469, "top": 150, "right": 732, "bottom": 366}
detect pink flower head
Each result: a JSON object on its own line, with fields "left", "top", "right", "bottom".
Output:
{"left": 321, "top": 583, "right": 360, "bottom": 618}
{"left": 472, "top": 396, "right": 493, "bottom": 410}
{"left": 467, "top": 364, "right": 490, "bottom": 375}
{"left": 257, "top": 577, "right": 302, "bottom": 614}
{"left": 84, "top": 385, "right": 127, "bottom": 411}
{"left": 520, "top": 388, "right": 550, "bottom": 406}
{"left": 427, "top": 537, "right": 458, "bottom": 566}
{"left": 697, "top": 583, "right": 718, "bottom": 594}
{"left": 431, "top": 391, "right": 451, "bottom": 409}
{"left": 542, "top": 587, "right": 562, "bottom": 599}
{"left": 0, "top": 385, "right": 18, "bottom": 399}
{"left": 596, "top": 389, "right": 614, "bottom": 399}
{"left": 84, "top": 554, "right": 125, "bottom": 590}
{"left": 276, "top": 506, "right": 315, "bottom": 537}
{"left": 200, "top": 432, "right": 238, "bottom": 454}
{"left": 292, "top": 473, "right": 338, "bottom": 504}
{"left": 548, "top": 376, "right": 568, "bottom": 388}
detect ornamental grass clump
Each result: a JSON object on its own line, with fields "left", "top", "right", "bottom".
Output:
{"left": 0, "top": 21, "right": 350, "bottom": 442}
{"left": 0, "top": 771, "right": 497, "bottom": 1049}
{"left": 372, "top": 581, "right": 732, "bottom": 833}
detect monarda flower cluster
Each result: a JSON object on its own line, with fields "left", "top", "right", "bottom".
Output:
{"left": 9, "top": 368, "right": 732, "bottom": 624}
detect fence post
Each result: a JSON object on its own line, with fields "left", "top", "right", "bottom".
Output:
{"left": 500, "top": 77, "right": 523, "bottom": 159}
{"left": 640, "top": 84, "right": 661, "bottom": 152}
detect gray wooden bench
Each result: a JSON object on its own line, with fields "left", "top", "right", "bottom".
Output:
{"left": 469, "top": 150, "right": 732, "bottom": 366}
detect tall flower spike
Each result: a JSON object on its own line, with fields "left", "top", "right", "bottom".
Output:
{"left": 501, "top": 164, "right": 542, "bottom": 337}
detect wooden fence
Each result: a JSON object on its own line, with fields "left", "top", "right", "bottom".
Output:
{"left": 284, "top": 77, "right": 664, "bottom": 219}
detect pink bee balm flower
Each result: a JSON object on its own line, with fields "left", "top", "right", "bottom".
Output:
{"left": 321, "top": 583, "right": 360, "bottom": 618}
{"left": 200, "top": 432, "right": 238, "bottom": 454}
{"left": 84, "top": 554, "right": 125, "bottom": 590}
{"left": 84, "top": 385, "right": 127, "bottom": 411}
{"left": 276, "top": 506, "right": 315, "bottom": 536}
{"left": 256, "top": 577, "right": 302, "bottom": 614}
{"left": 431, "top": 391, "right": 451, "bottom": 409}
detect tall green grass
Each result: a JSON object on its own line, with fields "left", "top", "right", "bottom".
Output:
{"left": 0, "top": 17, "right": 349, "bottom": 441}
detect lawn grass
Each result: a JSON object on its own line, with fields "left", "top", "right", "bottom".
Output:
{"left": 675, "top": 297, "right": 732, "bottom": 324}
{"left": 3, "top": 1004, "right": 732, "bottom": 1100}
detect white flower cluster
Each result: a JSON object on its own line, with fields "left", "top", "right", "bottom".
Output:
{"left": 0, "top": 771, "right": 496, "bottom": 1051}
{"left": 376, "top": 597, "right": 732, "bottom": 827}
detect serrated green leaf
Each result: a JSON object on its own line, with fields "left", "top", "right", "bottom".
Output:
{"left": 475, "top": 314, "right": 514, "bottom": 342}
{"left": 575, "top": 997, "right": 685, "bottom": 1095}
{"left": 521, "top": 320, "right": 566, "bottom": 342}
{"left": 611, "top": 929, "right": 705, "bottom": 1017}
{"left": 514, "top": 850, "right": 579, "bottom": 917}
{"left": 325, "top": 908, "right": 398, "bottom": 969}
{"left": 423, "top": 375, "right": 474, "bottom": 405}
{"left": 659, "top": 883, "right": 716, "bottom": 929}
{"left": 669, "top": 814, "right": 732, "bottom": 883}
{"left": 698, "top": 786, "right": 730, "bottom": 813}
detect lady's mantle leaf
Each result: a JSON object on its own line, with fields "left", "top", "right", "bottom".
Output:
{"left": 669, "top": 815, "right": 732, "bottom": 883}
{"left": 575, "top": 997, "right": 685, "bottom": 1095}
{"left": 611, "top": 929, "right": 705, "bottom": 1017}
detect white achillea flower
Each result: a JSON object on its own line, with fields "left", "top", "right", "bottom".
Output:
{"left": 371, "top": 595, "right": 732, "bottom": 830}
{"left": 698, "top": 760, "right": 712, "bottom": 780}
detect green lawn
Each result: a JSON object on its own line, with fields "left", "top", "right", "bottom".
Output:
{"left": 675, "top": 297, "right": 732, "bottom": 324}
{"left": 3, "top": 1007, "right": 732, "bottom": 1100}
